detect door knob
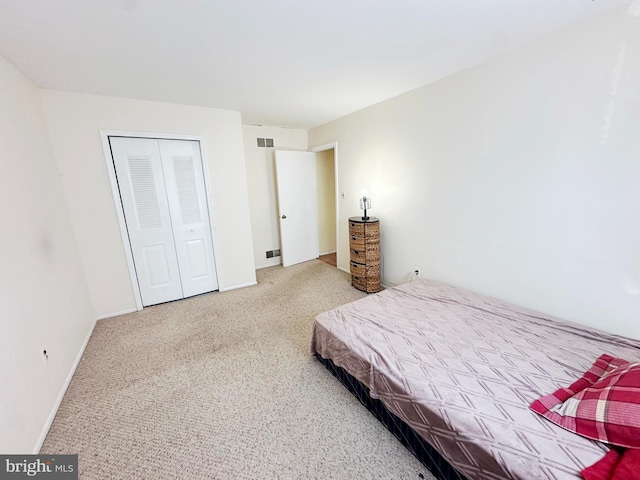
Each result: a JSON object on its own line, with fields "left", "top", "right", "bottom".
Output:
{"left": 281, "top": 215, "right": 287, "bottom": 219}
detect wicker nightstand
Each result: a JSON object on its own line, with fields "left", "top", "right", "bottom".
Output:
{"left": 348, "top": 217, "right": 381, "bottom": 293}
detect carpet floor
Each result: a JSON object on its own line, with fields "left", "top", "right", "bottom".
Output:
{"left": 42, "top": 260, "right": 432, "bottom": 479}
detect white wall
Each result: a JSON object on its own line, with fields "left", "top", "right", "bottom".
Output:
{"left": 309, "top": 7, "right": 640, "bottom": 340}
{"left": 242, "top": 125, "right": 308, "bottom": 269}
{"left": 40, "top": 91, "right": 256, "bottom": 318}
{"left": 0, "top": 57, "right": 95, "bottom": 452}
{"left": 315, "top": 149, "right": 336, "bottom": 254}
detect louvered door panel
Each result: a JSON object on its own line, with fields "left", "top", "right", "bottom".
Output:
{"left": 159, "top": 140, "right": 218, "bottom": 297}
{"left": 127, "top": 157, "right": 162, "bottom": 229}
{"left": 173, "top": 156, "right": 202, "bottom": 224}
{"left": 110, "top": 137, "right": 184, "bottom": 306}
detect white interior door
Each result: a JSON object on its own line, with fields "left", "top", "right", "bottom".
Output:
{"left": 275, "top": 150, "right": 319, "bottom": 267}
{"left": 110, "top": 137, "right": 183, "bottom": 306}
{"left": 111, "top": 137, "right": 219, "bottom": 306}
{"left": 159, "top": 140, "right": 218, "bottom": 297}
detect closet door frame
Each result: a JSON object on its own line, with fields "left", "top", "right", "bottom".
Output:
{"left": 100, "top": 130, "right": 221, "bottom": 311}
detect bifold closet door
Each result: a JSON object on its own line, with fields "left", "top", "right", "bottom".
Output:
{"left": 158, "top": 140, "right": 218, "bottom": 298}
{"left": 110, "top": 137, "right": 218, "bottom": 307}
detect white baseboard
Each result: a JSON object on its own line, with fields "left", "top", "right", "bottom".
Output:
{"left": 96, "top": 307, "right": 138, "bottom": 321}
{"left": 219, "top": 281, "right": 258, "bottom": 292}
{"left": 319, "top": 250, "right": 336, "bottom": 256}
{"left": 33, "top": 319, "right": 97, "bottom": 453}
{"left": 255, "top": 258, "right": 281, "bottom": 269}
{"left": 338, "top": 266, "right": 350, "bottom": 274}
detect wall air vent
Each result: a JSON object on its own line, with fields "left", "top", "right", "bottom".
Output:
{"left": 257, "top": 138, "right": 274, "bottom": 148}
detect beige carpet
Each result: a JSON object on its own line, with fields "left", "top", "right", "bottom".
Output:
{"left": 42, "top": 260, "right": 432, "bottom": 479}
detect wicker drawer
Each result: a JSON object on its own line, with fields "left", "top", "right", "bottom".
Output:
{"left": 350, "top": 261, "right": 366, "bottom": 277}
{"left": 350, "top": 247, "right": 365, "bottom": 264}
{"left": 349, "top": 235, "right": 365, "bottom": 249}
{"left": 352, "top": 275, "right": 367, "bottom": 291}
{"left": 350, "top": 219, "right": 380, "bottom": 239}
{"left": 352, "top": 275, "right": 381, "bottom": 293}
{"left": 351, "top": 261, "right": 380, "bottom": 278}
{"left": 351, "top": 245, "right": 380, "bottom": 263}
{"left": 349, "top": 221, "right": 365, "bottom": 237}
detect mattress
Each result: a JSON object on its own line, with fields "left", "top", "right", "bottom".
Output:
{"left": 310, "top": 279, "right": 640, "bottom": 480}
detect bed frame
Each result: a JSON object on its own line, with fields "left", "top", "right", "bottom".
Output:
{"left": 316, "top": 354, "right": 469, "bottom": 480}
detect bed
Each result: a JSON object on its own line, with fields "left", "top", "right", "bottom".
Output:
{"left": 310, "top": 278, "right": 640, "bottom": 480}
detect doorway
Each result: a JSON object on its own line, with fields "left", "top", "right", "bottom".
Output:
{"left": 102, "top": 133, "right": 220, "bottom": 309}
{"left": 312, "top": 144, "right": 338, "bottom": 269}
{"left": 271, "top": 143, "right": 338, "bottom": 270}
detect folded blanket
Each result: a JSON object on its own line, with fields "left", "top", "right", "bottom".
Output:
{"left": 582, "top": 448, "right": 640, "bottom": 480}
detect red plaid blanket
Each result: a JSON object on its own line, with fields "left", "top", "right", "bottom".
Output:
{"left": 530, "top": 354, "right": 640, "bottom": 448}
{"left": 531, "top": 354, "right": 640, "bottom": 478}
{"left": 582, "top": 448, "right": 640, "bottom": 480}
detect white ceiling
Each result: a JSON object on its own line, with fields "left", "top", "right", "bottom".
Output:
{"left": 0, "top": 0, "right": 632, "bottom": 129}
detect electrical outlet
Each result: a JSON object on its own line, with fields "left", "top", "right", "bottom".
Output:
{"left": 42, "top": 348, "right": 49, "bottom": 364}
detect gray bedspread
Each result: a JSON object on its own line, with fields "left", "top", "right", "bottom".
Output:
{"left": 310, "top": 279, "right": 640, "bottom": 480}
